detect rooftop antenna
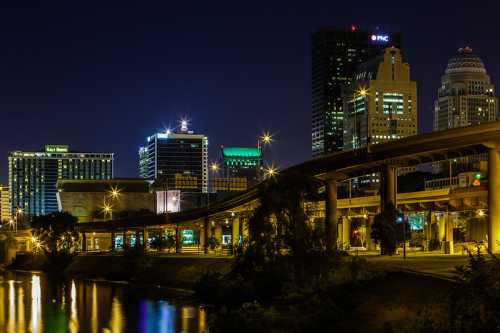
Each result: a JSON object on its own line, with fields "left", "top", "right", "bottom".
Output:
{"left": 180, "top": 118, "right": 189, "bottom": 132}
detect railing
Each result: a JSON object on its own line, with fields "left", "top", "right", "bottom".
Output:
{"left": 424, "top": 177, "right": 459, "bottom": 190}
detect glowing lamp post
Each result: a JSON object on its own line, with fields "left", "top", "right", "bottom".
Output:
{"left": 264, "top": 165, "right": 278, "bottom": 179}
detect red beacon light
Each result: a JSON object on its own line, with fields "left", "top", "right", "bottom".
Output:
{"left": 351, "top": 25, "right": 357, "bottom": 32}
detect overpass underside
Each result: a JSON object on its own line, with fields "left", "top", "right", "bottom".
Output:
{"left": 75, "top": 121, "right": 500, "bottom": 256}
{"left": 76, "top": 186, "right": 489, "bottom": 256}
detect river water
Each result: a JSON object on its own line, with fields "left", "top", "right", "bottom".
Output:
{"left": 0, "top": 271, "right": 207, "bottom": 333}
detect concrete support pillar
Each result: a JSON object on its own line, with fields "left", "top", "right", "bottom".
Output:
{"left": 425, "top": 211, "right": 432, "bottom": 250}
{"left": 202, "top": 217, "right": 209, "bottom": 254}
{"left": 143, "top": 229, "right": 149, "bottom": 250}
{"left": 366, "top": 215, "right": 376, "bottom": 251}
{"left": 175, "top": 224, "right": 180, "bottom": 254}
{"left": 123, "top": 231, "right": 130, "bottom": 248}
{"left": 342, "top": 217, "right": 351, "bottom": 250}
{"left": 82, "top": 233, "right": 87, "bottom": 252}
{"left": 135, "top": 230, "right": 141, "bottom": 247}
{"left": 445, "top": 212, "right": 454, "bottom": 254}
{"left": 337, "top": 219, "right": 343, "bottom": 248}
{"left": 242, "top": 218, "right": 249, "bottom": 242}
{"left": 110, "top": 232, "right": 115, "bottom": 251}
{"left": 215, "top": 223, "right": 222, "bottom": 246}
{"left": 438, "top": 214, "right": 446, "bottom": 242}
{"left": 380, "top": 165, "right": 397, "bottom": 210}
{"left": 325, "top": 179, "right": 338, "bottom": 250}
{"left": 489, "top": 148, "right": 500, "bottom": 253}
{"left": 232, "top": 217, "right": 240, "bottom": 249}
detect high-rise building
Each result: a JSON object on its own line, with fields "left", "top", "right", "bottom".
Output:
{"left": 342, "top": 47, "right": 417, "bottom": 150}
{"left": 8, "top": 145, "right": 113, "bottom": 217}
{"left": 0, "top": 185, "right": 10, "bottom": 222}
{"left": 433, "top": 47, "right": 498, "bottom": 174}
{"left": 219, "top": 146, "right": 263, "bottom": 186}
{"left": 139, "top": 121, "right": 208, "bottom": 193}
{"left": 433, "top": 47, "right": 498, "bottom": 131}
{"left": 311, "top": 26, "right": 401, "bottom": 157}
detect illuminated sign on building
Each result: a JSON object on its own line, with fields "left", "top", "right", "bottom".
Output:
{"left": 371, "top": 34, "right": 389, "bottom": 43}
{"left": 45, "top": 145, "right": 69, "bottom": 153}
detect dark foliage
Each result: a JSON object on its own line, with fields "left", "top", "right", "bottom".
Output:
{"left": 448, "top": 251, "right": 500, "bottom": 332}
{"left": 195, "top": 171, "right": 385, "bottom": 332}
{"left": 149, "top": 234, "right": 176, "bottom": 252}
{"left": 399, "top": 251, "right": 500, "bottom": 333}
{"left": 31, "top": 211, "right": 80, "bottom": 271}
{"left": 371, "top": 203, "right": 408, "bottom": 255}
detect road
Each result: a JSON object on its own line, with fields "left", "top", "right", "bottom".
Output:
{"left": 360, "top": 252, "right": 470, "bottom": 280}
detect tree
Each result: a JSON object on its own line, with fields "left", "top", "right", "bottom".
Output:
{"left": 371, "top": 203, "right": 403, "bottom": 255}
{"left": 31, "top": 211, "right": 80, "bottom": 257}
{"left": 237, "top": 170, "right": 322, "bottom": 281}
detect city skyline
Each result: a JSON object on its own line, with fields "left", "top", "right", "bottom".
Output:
{"left": 0, "top": 2, "right": 499, "bottom": 183}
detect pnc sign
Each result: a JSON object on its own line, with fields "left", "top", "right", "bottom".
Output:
{"left": 371, "top": 34, "right": 389, "bottom": 43}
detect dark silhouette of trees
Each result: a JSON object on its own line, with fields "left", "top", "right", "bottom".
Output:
{"left": 31, "top": 211, "right": 79, "bottom": 255}
{"left": 31, "top": 211, "right": 80, "bottom": 271}
{"left": 371, "top": 203, "right": 404, "bottom": 255}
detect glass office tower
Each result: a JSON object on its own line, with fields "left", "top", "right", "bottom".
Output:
{"left": 8, "top": 145, "right": 113, "bottom": 217}
{"left": 311, "top": 26, "right": 401, "bottom": 157}
{"left": 139, "top": 123, "right": 208, "bottom": 193}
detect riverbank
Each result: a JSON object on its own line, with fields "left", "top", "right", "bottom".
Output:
{"left": 8, "top": 253, "right": 233, "bottom": 289}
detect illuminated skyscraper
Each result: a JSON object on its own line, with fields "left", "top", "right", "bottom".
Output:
{"left": 219, "top": 146, "right": 263, "bottom": 187}
{"left": 343, "top": 47, "right": 417, "bottom": 150}
{"left": 433, "top": 47, "right": 498, "bottom": 131}
{"left": 8, "top": 145, "right": 113, "bottom": 217}
{"left": 139, "top": 121, "right": 208, "bottom": 193}
{"left": 0, "top": 185, "right": 10, "bottom": 222}
{"left": 311, "top": 26, "right": 401, "bottom": 157}
{"left": 433, "top": 47, "right": 498, "bottom": 173}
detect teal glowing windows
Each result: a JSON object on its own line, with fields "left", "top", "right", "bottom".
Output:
{"left": 383, "top": 93, "right": 404, "bottom": 115}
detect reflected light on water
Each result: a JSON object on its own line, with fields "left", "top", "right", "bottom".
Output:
{"left": 17, "top": 286, "right": 25, "bottom": 333}
{"left": 92, "top": 283, "right": 98, "bottom": 333}
{"left": 159, "top": 301, "right": 175, "bottom": 333}
{"left": 182, "top": 306, "right": 195, "bottom": 332}
{"left": 0, "top": 273, "right": 206, "bottom": 332}
{"left": 198, "top": 307, "right": 206, "bottom": 333}
{"left": 30, "top": 275, "right": 41, "bottom": 333}
{"left": 68, "top": 280, "right": 79, "bottom": 333}
{"left": 108, "top": 296, "right": 124, "bottom": 333}
{"left": 0, "top": 280, "right": 4, "bottom": 330}
{"left": 7, "top": 280, "right": 15, "bottom": 333}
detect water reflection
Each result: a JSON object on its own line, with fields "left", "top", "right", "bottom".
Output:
{"left": 31, "top": 275, "right": 41, "bottom": 333}
{"left": 7, "top": 280, "right": 14, "bottom": 333}
{"left": 69, "top": 280, "right": 78, "bottom": 333}
{"left": 0, "top": 272, "right": 206, "bottom": 332}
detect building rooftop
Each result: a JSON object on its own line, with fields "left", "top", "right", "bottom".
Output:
{"left": 445, "top": 47, "right": 486, "bottom": 74}
{"left": 57, "top": 179, "right": 151, "bottom": 193}
{"left": 222, "top": 147, "right": 262, "bottom": 158}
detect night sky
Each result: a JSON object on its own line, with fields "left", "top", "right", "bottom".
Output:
{"left": 0, "top": 1, "right": 498, "bottom": 182}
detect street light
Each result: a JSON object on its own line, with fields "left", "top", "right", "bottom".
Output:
{"left": 210, "top": 162, "right": 219, "bottom": 173}
{"left": 264, "top": 165, "right": 278, "bottom": 178}
{"left": 102, "top": 202, "right": 113, "bottom": 220}
{"left": 260, "top": 132, "right": 273, "bottom": 145}
{"left": 356, "top": 87, "right": 368, "bottom": 97}
{"left": 109, "top": 185, "right": 122, "bottom": 199}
